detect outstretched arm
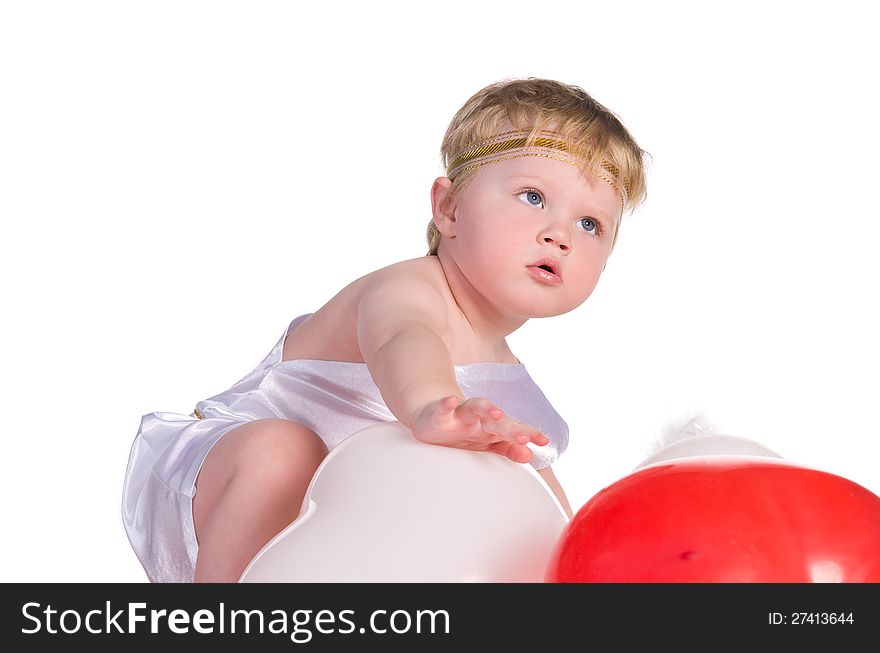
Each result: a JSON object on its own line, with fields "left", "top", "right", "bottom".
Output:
{"left": 356, "top": 270, "right": 547, "bottom": 463}
{"left": 356, "top": 271, "right": 460, "bottom": 426}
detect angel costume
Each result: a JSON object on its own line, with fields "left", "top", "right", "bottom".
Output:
{"left": 121, "top": 313, "right": 569, "bottom": 582}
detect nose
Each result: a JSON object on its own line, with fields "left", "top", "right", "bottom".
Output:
{"left": 538, "top": 222, "right": 571, "bottom": 253}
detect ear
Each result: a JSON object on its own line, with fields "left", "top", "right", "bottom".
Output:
{"left": 430, "top": 177, "right": 457, "bottom": 237}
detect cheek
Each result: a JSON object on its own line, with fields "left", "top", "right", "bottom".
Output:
{"left": 462, "top": 218, "right": 513, "bottom": 256}
{"left": 572, "top": 250, "right": 609, "bottom": 295}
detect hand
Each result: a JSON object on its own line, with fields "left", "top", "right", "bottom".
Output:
{"left": 410, "top": 396, "right": 550, "bottom": 464}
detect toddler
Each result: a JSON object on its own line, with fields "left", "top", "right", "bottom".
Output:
{"left": 122, "top": 78, "right": 648, "bottom": 582}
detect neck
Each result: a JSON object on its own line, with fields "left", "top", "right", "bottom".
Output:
{"left": 434, "top": 248, "right": 528, "bottom": 350}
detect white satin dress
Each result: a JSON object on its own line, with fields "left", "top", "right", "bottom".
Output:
{"left": 121, "top": 314, "right": 569, "bottom": 582}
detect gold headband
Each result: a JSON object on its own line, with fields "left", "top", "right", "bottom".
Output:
{"left": 446, "top": 129, "right": 628, "bottom": 210}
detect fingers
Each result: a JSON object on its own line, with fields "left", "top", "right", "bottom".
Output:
{"left": 490, "top": 440, "right": 535, "bottom": 464}
{"left": 533, "top": 432, "right": 550, "bottom": 446}
{"left": 437, "top": 395, "right": 460, "bottom": 415}
{"left": 482, "top": 416, "right": 548, "bottom": 447}
{"left": 455, "top": 397, "right": 500, "bottom": 426}
{"left": 433, "top": 397, "right": 550, "bottom": 455}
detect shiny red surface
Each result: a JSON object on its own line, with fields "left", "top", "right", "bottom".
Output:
{"left": 546, "top": 458, "right": 880, "bottom": 582}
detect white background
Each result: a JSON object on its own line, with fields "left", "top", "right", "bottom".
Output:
{"left": 2, "top": 1, "right": 877, "bottom": 582}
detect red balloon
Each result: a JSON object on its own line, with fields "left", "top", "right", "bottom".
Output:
{"left": 546, "top": 458, "right": 880, "bottom": 582}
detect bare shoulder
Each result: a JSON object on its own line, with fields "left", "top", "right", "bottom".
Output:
{"left": 282, "top": 256, "right": 452, "bottom": 364}
{"left": 356, "top": 256, "right": 452, "bottom": 347}
{"left": 360, "top": 257, "right": 447, "bottom": 298}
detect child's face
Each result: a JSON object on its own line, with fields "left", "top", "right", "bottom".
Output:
{"left": 440, "top": 155, "right": 620, "bottom": 319}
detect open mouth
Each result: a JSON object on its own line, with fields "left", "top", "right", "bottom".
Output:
{"left": 527, "top": 260, "right": 562, "bottom": 285}
{"left": 527, "top": 257, "right": 561, "bottom": 280}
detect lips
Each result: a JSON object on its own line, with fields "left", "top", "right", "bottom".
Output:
{"left": 527, "top": 257, "right": 562, "bottom": 285}
{"left": 527, "top": 257, "right": 561, "bottom": 277}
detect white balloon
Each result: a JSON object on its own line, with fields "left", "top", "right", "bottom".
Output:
{"left": 239, "top": 421, "right": 569, "bottom": 582}
{"left": 635, "top": 434, "right": 783, "bottom": 469}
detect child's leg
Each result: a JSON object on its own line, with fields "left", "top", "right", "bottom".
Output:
{"left": 192, "top": 418, "right": 328, "bottom": 582}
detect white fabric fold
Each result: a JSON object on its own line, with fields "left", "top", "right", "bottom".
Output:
{"left": 121, "top": 313, "right": 569, "bottom": 582}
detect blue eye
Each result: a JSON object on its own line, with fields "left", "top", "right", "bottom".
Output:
{"left": 518, "top": 190, "right": 544, "bottom": 208}
{"left": 578, "top": 218, "right": 598, "bottom": 234}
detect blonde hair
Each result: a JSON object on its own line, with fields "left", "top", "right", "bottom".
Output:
{"left": 427, "top": 78, "right": 648, "bottom": 255}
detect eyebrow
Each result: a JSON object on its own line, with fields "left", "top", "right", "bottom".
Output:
{"left": 510, "top": 175, "right": 547, "bottom": 185}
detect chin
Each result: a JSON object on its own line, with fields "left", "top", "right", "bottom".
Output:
{"left": 509, "top": 300, "right": 575, "bottom": 319}
{"left": 532, "top": 306, "right": 575, "bottom": 318}
{"left": 487, "top": 285, "right": 579, "bottom": 320}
